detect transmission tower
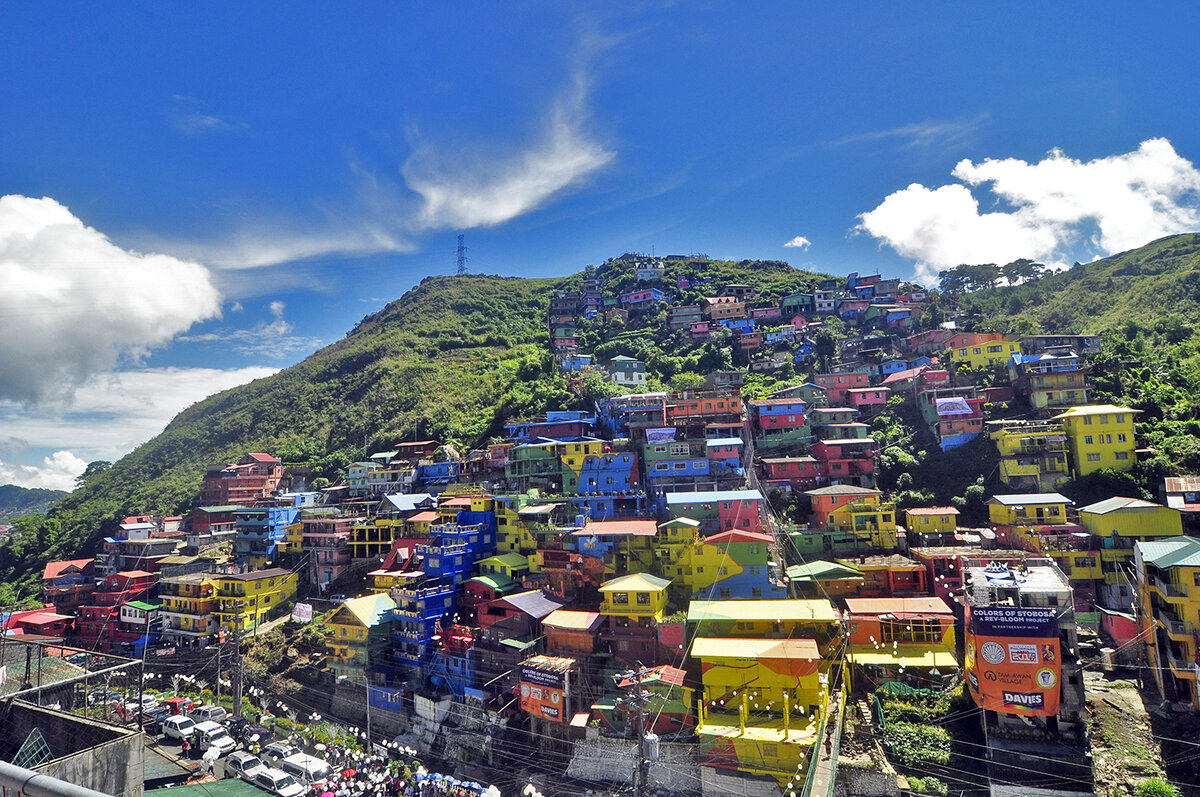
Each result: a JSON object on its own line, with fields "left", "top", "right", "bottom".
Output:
{"left": 456, "top": 234, "right": 468, "bottom": 275}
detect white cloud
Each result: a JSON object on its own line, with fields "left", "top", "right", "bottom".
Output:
{"left": 177, "top": 300, "right": 322, "bottom": 359}
{"left": 403, "top": 82, "right": 615, "bottom": 230}
{"left": 0, "top": 366, "right": 279, "bottom": 479}
{"left": 0, "top": 196, "right": 223, "bottom": 402}
{"left": 173, "top": 113, "right": 247, "bottom": 136}
{"left": 0, "top": 450, "right": 87, "bottom": 491}
{"left": 832, "top": 114, "right": 989, "bottom": 150}
{"left": 857, "top": 138, "right": 1200, "bottom": 283}
{"left": 783, "top": 236, "right": 811, "bottom": 250}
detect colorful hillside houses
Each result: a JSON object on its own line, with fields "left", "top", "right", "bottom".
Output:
{"left": 662, "top": 489, "right": 764, "bottom": 534}
{"left": 805, "top": 485, "right": 898, "bottom": 549}
{"left": 844, "top": 596, "right": 957, "bottom": 682}
{"left": 1009, "top": 350, "right": 1090, "bottom": 413}
{"left": 1053, "top": 404, "right": 1140, "bottom": 477}
{"left": 607, "top": 355, "right": 647, "bottom": 387}
{"left": 1078, "top": 496, "right": 1183, "bottom": 610}
{"left": 924, "top": 391, "right": 985, "bottom": 450}
{"left": 619, "top": 287, "right": 669, "bottom": 309}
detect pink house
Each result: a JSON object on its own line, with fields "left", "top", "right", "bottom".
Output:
{"left": 689, "top": 321, "right": 711, "bottom": 340}
{"left": 846, "top": 386, "right": 891, "bottom": 413}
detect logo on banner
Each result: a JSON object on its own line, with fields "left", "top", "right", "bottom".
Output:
{"left": 980, "top": 641, "right": 1006, "bottom": 664}
{"left": 1002, "top": 691, "right": 1045, "bottom": 710}
{"left": 1036, "top": 668, "right": 1058, "bottom": 689}
{"left": 1008, "top": 643, "right": 1038, "bottom": 664}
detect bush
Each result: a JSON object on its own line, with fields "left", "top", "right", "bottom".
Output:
{"left": 882, "top": 721, "right": 950, "bottom": 766}
{"left": 906, "top": 775, "right": 948, "bottom": 795}
{"left": 1136, "top": 778, "right": 1180, "bottom": 797}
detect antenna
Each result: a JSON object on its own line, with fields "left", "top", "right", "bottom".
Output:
{"left": 456, "top": 234, "right": 468, "bottom": 275}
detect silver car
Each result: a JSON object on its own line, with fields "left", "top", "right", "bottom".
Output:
{"left": 225, "top": 750, "right": 267, "bottom": 780}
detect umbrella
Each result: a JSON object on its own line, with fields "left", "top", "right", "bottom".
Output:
{"left": 315, "top": 743, "right": 328, "bottom": 752}
{"left": 342, "top": 769, "right": 357, "bottom": 778}
{"left": 321, "top": 791, "right": 335, "bottom": 797}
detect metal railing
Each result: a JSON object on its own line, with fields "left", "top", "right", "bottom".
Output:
{"left": 0, "top": 759, "right": 114, "bottom": 797}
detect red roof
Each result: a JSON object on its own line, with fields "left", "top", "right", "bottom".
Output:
{"left": 42, "top": 558, "right": 94, "bottom": 580}
{"left": 440, "top": 497, "right": 474, "bottom": 507}
{"left": 408, "top": 511, "right": 440, "bottom": 522}
{"left": 844, "top": 597, "right": 953, "bottom": 617}
{"left": 705, "top": 529, "right": 774, "bottom": 545}
{"left": 245, "top": 453, "right": 280, "bottom": 463}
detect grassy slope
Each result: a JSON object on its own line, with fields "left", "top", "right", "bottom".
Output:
{"left": 0, "top": 485, "right": 68, "bottom": 521}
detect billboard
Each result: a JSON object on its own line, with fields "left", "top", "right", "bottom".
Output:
{"left": 964, "top": 605, "right": 1060, "bottom": 716}
{"left": 645, "top": 427, "right": 677, "bottom": 445}
{"left": 518, "top": 663, "right": 567, "bottom": 721}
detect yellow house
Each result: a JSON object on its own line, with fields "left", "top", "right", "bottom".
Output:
{"left": 904, "top": 507, "right": 959, "bottom": 534}
{"left": 158, "top": 574, "right": 217, "bottom": 643}
{"left": 476, "top": 553, "right": 531, "bottom": 581}
{"left": 693, "top": 637, "right": 825, "bottom": 788}
{"left": 598, "top": 573, "right": 671, "bottom": 621}
{"left": 1081, "top": 497, "right": 1184, "bottom": 596}
{"left": 1053, "top": 404, "right": 1140, "bottom": 477}
{"left": 1135, "top": 537, "right": 1200, "bottom": 708}
{"left": 826, "top": 492, "right": 899, "bottom": 549}
{"left": 944, "top": 332, "right": 1021, "bottom": 370}
{"left": 326, "top": 592, "right": 397, "bottom": 684}
{"left": 212, "top": 567, "right": 298, "bottom": 631}
{"left": 988, "top": 419, "right": 1072, "bottom": 492}
{"left": 986, "top": 493, "right": 1073, "bottom": 527}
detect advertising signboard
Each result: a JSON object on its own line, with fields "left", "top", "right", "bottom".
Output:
{"left": 964, "top": 605, "right": 1060, "bottom": 716}
{"left": 519, "top": 663, "right": 567, "bottom": 721}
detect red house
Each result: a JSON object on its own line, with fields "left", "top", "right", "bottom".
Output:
{"left": 201, "top": 453, "right": 284, "bottom": 506}
{"left": 815, "top": 370, "right": 872, "bottom": 404}
{"left": 759, "top": 456, "right": 821, "bottom": 490}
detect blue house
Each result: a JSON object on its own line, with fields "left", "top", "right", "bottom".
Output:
{"left": 233, "top": 506, "right": 299, "bottom": 566}
{"left": 418, "top": 461, "right": 460, "bottom": 490}
{"left": 560, "top": 354, "right": 594, "bottom": 371}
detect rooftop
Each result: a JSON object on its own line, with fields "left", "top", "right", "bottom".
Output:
{"left": 691, "top": 636, "right": 820, "bottom": 661}
{"left": 1138, "top": 536, "right": 1200, "bottom": 569}
{"left": 542, "top": 609, "right": 603, "bottom": 632}
{"left": 988, "top": 493, "right": 1071, "bottom": 506}
{"left": 805, "top": 485, "right": 881, "bottom": 497}
{"left": 844, "top": 597, "right": 953, "bottom": 616}
{"left": 599, "top": 573, "right": 672, "bottom": 593}
{"left": 688, "top": 598, "right": 839, "bottom": 624}
{"left": 1052, "top": 404, "right": 1141, "bottom": 418}
{"left": 664, "top": 489, "right": 763, "bottom": 504}
{"left": 1078, "top": 496, "right": 1163, "bottom": 515}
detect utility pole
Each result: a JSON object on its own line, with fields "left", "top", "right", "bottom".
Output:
{"left": 613, "top": 662, "right": 659, "bottom": 797}
{"left": 232, "top": 600, "right": 244, "bottom": 717}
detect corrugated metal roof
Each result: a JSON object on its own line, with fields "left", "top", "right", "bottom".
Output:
{"left": 844, "top": 597, "right": 953, "bottom": 616}
{"left": 664, "top": 489, "right": 763, "bottom": 504}
{"left": 599, "top": 573, "right": 672, "bottom": 592}
{"left": 688, "top": 599, "right": 839, "bottom": 623}
{"left": 692, "top": 637, "right": 819, "bottom": 660}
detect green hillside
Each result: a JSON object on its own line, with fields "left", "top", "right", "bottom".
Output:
{"left": 0, "top": 485, "right": 67, "bottom": 521}
{"left": 0, "top": 257, "right": 824, "bottom": 601}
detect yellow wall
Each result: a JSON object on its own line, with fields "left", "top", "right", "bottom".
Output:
{"left": 1058, "top": 407, "right": 1138, "bottom": 477}
{"left": 947, "top": 338, "right": 1021, "bottom": 370}
{"left": 905, "top": 511, "right": 957, "bottom": 534}
{"left": 988, "top": 499, "right": 1070, "bottom": 526}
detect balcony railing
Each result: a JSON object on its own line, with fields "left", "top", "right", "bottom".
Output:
{"left": 1156, "top": 610, "right": 1195, "bottom": 638}
{"left": 1155, "top": 577, "right": 1191, "bottom": 601}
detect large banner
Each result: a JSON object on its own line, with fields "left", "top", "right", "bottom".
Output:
{"left": 645, "top": 427, "right": 677, "bottom": 444}
{"left": 964, "top": 605, "right": 1060, "bottom": 716}
{"left": 519, "top": 663, "right": 566, "bottom": 721}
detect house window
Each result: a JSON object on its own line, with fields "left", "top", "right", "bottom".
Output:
{"left": 719, "top": 567, "right": 728, "bottom": 576}
{"left": 1118, "top": 433, "right": 1127, "bottom": 443}
{"left": 1117, "top": 413, "right": 1125, "bottom": 422}
{"left": 613, "top": 593, "right": 629, "bottom": 605}
{"left": 1084, "top": 435, "right": 1094, "bottom": 445}
{"left": 719, "top": 588, "right": 731, "bottom": 598}
{"left": 696, "top": 567, "right": 704, "bottom": 574}
{"left": 973, "top": 347, "right": 982, "bottom": 354}
{"left": 751, "top": 587, "right": 762, "bottom": 597}
{"left": 1115, "top": 451, "right": 1129, "bottom": 460}
{"left": 1087, "top": 453, "right": 1101, "bottom": 462}
{"left": 636, "top": 593, "right": 650, "bottom": 605}
{"left": 1084, "top": 416, "right": 1092, "bottom": 425}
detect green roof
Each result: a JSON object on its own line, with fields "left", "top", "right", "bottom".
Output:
{"left": 467, "top": 574, "right": 515, "bottom": 592}
{"left": 1139, "top": 536, "right": 1200, "bottom": 568}
{"left": 148, "top": 779, "right": 261, "bottom": 797}
{"left": 478, "top": 553, "right": 529, "bottom": 569}
{"left": 124, "top": 601, "right": 162, "bottom": 612}
{"left": 499, "top": 637, "right": 537, "bottom": 650}
{"left": 786, "top": 560, "right": 863, "bottom": 582}
{"left": 1079, "top": 496, "right": 1162, "bottom": 515}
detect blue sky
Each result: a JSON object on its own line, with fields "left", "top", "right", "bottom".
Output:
{"left": 2, "top": 2, "right": 1199, "bottom": 489}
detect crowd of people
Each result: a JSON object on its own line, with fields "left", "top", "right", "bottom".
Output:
{"left": 297, "top": 743, "right": 499, "bottom": 797}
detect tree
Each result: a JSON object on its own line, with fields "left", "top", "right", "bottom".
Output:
{"left": 74, "top": 461, "right": 112, "bottom": 491}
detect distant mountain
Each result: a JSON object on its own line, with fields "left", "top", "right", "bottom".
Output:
{"left": 0, "top": 257, "right": 825, "bottom": 595}
{"left": 0, "top": 484, "right": 67, "bottom": 521}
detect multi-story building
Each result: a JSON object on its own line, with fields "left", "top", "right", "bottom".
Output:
{"left": 962, "top": 558, "right": 1090, "bottom": 789}
{"left": 326, "top": 593, "right": 397, "bottom": 684}
{"left": 814, "top": 370, "right": 872, "bottom": 405}
{"left": 41, "top": 558, "right": 97, "bottom": 614}
{"left": 201, "top": 452, "right": 284, "bottom": 506}
{"left": 693, "top": 636, "right": 825, "bottom": 790}
{"left": 212, "top": 567, "right": 298, "bottom": 632}
{"left": 607, "top": 355, "right": 647, "bottom": 387}
{"left": 233, "top": 506, "right": 298, "bottom": 569}
{"left": 74, "top": 570, "right": 155, "bottom": 651}
{"left": 599, "top": 573, "right": 671, "bottom": 664}
{"left": 662, "top": 489, "right": 764, "bottom": 534}
{"left": 805, "top": 485, "right": 898, "bottom": 548}
{"left": 989, "top": 418, "right": 1071, "bottom": 492}
{"left": 1054, "top": 404, "right": 1140, "bottom": 478}
{"left": 1135, "top": 536, "right": 1200, "bottom": 709}
{"left": 157, "top": 573, "right": 218, "bottom": 645}
{"left": 844, "top": 596, "right": 957, "bottom": 679}
{"left": 1008, "top": 350, "right": 1090, "bottom": 413}
{"left": 1081, "top": 497, "right": 1183, "bottom": 611}
{"left": 302, "top": 515, "right": 358, "bottom": 589}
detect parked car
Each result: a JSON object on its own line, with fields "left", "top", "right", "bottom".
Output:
{"left": 260, "top": 741, "right": 302, "bottom": 768}
{"left": 193, "top": 720, "right": 237, "bottom": 755}
{"left": 141, "top": 705, "right": 172, "bottom": 732}
{"left": 88, "top": 688, "right": 123, "bottom": 706}
{"left": 125, "top": 693, "right": 159, "bottom": 714}
{"left": 224, "top": 750, "right": 268, "bottom": 781}
{"left": 253, "top": 768, "right": 305, "bottom": 797}
{"left": 279, "top": 753, "right": 333, "bottom": 785}
{"left": 329, "top": 594, "right": 347, "bottom": 604}
{"left": 162, "top": 714, "right": 197, "bottom": 742}
{"left": 239, "top": 723, "right": 276, "bottom": 748}
{"left": 189, "top": 704, "right": 229, "bottom": 723}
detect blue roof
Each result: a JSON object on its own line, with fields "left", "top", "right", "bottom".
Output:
{"left": 665, "top": 489, "right": 763, "bottom": 504}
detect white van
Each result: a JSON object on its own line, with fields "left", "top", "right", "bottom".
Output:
{"left": 193, "top": 720, "right": 237, "bottom": 755}
{"left": 279, "top": 753, "right": 333, "bottom": 785}
{"left": 253, "top": 768, "right": 306, "bottom": 797}
{"left": 162, "top": 714, "right": 196, "bottom": 741}
{"left": 189, "top": 704, "right": 229, "bottom": 723}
